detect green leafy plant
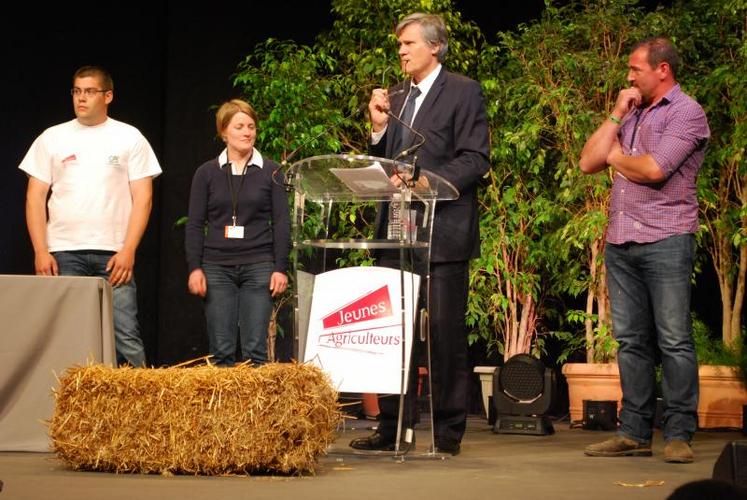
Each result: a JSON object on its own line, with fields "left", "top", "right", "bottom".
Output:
{"left": 692, "top": 313, "right": 747, "bottom": 388}
{"left": 221, "top": 0, "right": 747, "bottom": 368}
{"left": 681, "top": 0, "right": 747, "bottom": 355}
{"left": 468, "top": 0, "right": 662, "bottom": 363}
{"left": 233, "top": 0, "right": 485, "bottom": 268}
{"left": 693, "top": 315, "right": 742, "bottom": 366}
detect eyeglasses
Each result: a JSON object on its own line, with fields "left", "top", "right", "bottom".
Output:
{"left": 70, "top": 88, "right": 108, "bottom": 97}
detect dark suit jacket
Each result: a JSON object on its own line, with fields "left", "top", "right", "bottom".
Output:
{"left": 371, "top": 69, "right": 490, "bottom": 262}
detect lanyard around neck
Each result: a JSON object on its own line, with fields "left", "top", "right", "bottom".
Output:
{"left": 628, "top": 103, "right": 663, "bottom": 151}
{"left": 225, "top": 160, "right": 249, "bottom": 226}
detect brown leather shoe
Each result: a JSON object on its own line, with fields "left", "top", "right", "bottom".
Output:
{"left": 664, "top": 439, "right": 694, "bottom": 463}
{"left": 584, "top": 436, "right": 652, "bottom": 457}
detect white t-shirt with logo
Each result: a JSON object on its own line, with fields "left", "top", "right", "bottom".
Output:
{"left": 19, "top": 118, "right": 162, "bottom": 252}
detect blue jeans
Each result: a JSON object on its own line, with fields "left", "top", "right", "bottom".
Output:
{"left": 53, "top": 250, "right": 146, "bottom": 367}
{"left": 202, "top": 261, "right": 273, "bottom": 367}
{"left": 605, "top": 234, "right": 699, "bottom": 443}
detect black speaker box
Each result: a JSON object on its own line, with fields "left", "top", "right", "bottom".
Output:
{"left": 582, "top": 400, "right": 617, "bottom": 431}
{"left": 713, "top": 440, "right": 747, "bottom": 487}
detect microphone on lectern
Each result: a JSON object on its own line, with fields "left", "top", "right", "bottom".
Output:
{"left": 387, "top": 108, "right": 426, "bottom": 182}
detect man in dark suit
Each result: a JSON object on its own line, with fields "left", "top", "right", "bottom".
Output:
{"left": 349, "top": 12, "right": 490, "bottom": 455}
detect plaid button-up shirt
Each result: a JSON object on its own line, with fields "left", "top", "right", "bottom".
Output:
{"left": 607, "top": 84, "right": 710, "bottom": 245}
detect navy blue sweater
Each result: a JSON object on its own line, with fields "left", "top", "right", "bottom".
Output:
{"left": 185, "top": 156, "right": 290, "bottom": 274}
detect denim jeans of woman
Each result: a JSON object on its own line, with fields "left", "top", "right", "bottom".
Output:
{"left": 53, "top": 250, "right": 146, "bottom": 367}
{"left": 605, "top": 233, "right": 699, "bottom": 444}
{"left": 202, "top": 261, "right": 273, "bottom": 366}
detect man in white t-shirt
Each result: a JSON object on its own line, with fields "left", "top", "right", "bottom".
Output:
{"left": 18, "top": 66, "right": 162, "bottom": 366}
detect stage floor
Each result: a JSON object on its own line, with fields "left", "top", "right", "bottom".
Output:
{"left": 1, "top": 415, "right": 742, "bottom": 499}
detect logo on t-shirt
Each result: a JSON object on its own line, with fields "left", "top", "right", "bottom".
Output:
{"left": 62, "top": 154, "right": 77, "bottom": 164}
{"left": 107, "top": 155, "right": 120, "bottom": 166}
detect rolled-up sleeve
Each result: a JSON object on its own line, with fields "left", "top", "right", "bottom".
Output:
{"left": 650, "top": 102, "right": 710, "bottom": 178}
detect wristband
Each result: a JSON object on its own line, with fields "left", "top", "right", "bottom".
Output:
{"left": 608, "top": 114, "right": 622, "bottom": 125}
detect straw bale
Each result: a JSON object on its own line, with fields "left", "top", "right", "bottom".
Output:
{"left": 49, "top": 362, "right": 340, "bottom": 475}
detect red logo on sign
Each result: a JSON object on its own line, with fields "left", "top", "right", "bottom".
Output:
{"left": 322, "top": 285, "right": 392, "bottom": 329}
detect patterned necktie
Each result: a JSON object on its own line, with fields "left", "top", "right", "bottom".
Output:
{"left": 394, "top": 85, "right": 421, "bottom": 153}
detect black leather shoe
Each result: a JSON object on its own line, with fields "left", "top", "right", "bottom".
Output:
{"left": 436, "top": 437, "right": 461, "bottom": 456}
{"left": 349, "top": 431, "right": 415, "bottom": 452}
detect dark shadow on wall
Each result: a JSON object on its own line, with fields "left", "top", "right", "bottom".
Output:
{"left": 0, "top": 1, "right": 332, "bottom": 365}
{"left": 2, "top": 0, "right": 719, "bottom": 372}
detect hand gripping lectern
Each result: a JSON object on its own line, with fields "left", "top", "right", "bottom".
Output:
{"left": 288, "top": 154, "right": 458, "bottom": 457}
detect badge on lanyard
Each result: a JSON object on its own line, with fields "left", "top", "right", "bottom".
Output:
{"left": 225, "top": 224, "right": 245, "bottom": 239}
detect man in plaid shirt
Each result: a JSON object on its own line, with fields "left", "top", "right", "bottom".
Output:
{"left": 579, "top": 37, "right": 710, "bottom": 463}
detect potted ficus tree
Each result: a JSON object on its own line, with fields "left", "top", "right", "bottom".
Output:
{"left": 690, "top": 317, "right": 747, "bottom": 428}
{"left": 466, "top": 1, "right": 663, "bottom": 421}
{"left": 679, "top": 0, "right": 747, "bottom": 427}
{"left": 535, "top": 0, "right": 747, "bottom": 425}
{"left": 467, "top": 160, "right": 562, "bottom": 416}
{"left": 507, "top": 0, "right": 747, "bottom": 427}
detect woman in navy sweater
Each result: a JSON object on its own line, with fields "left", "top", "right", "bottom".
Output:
{"left": 185, "top": 99, "right": 290, "bottom": 366}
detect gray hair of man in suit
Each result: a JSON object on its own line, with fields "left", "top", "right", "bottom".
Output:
{"left": 396, "top": 13, "right": 449, "bottom": 62}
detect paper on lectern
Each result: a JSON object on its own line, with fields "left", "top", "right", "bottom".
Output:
{"left": 330, "top": 162, "right": 398, "bottom": 195}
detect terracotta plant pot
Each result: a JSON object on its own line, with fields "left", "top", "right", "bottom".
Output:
{"left": 562, "top": 363, "right": 747, "bottom": 429}
{"left": 697, "top": 365, "right": 747, "bottom": 429}
{"left": 561, "top": 363, "right": 622, "bottom": 424}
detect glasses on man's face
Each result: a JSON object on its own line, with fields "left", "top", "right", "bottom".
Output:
{"left": 70, "top": 88, "right": 108, "bottom": 97}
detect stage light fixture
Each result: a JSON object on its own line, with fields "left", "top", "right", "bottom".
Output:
{"left": 491, "top": 354, "right": 555, "bottom": 435}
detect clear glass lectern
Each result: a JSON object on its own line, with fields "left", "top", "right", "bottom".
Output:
{"left": 289, "top": 153, "right": 458, "bottom": 457}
